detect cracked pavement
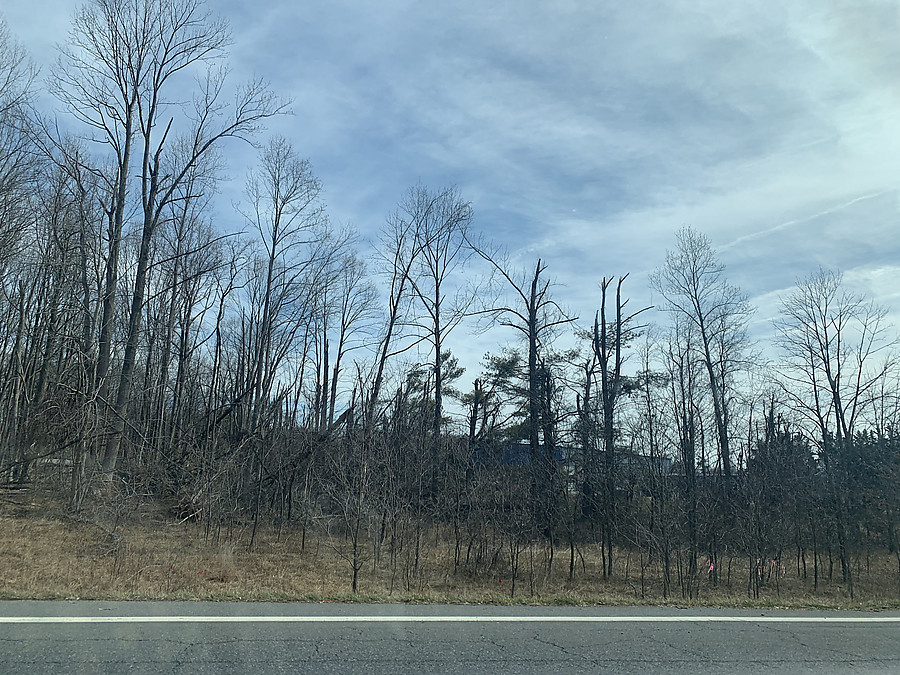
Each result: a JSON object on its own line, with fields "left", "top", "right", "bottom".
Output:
{"left": 0, "top": 602, "right": 897, "bottom": 674}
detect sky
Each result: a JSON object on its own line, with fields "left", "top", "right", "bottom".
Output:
{"left": 3, "top": 0, "right": 900, "bottom": 386}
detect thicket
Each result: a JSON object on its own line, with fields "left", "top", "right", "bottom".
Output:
{"left": 0, "top": 0, "right": 898, "bottom": 601}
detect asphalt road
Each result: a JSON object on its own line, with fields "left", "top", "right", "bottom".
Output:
{"left": 1, "top": 602, "right": 898, "bottom": 674}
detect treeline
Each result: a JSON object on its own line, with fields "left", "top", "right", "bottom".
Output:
{"left": 1, "top": 0, "right": 898, "bottom": 598}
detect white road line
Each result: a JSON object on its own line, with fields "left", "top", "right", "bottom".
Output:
{"left": 0, "top": 615, "right": 898, "bottom": 624}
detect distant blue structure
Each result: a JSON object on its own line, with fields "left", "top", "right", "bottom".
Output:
{"left": 473, "top": 440, "right": 673, "bottom": 475}
{"left": 473, "top": 441, "right": 570, "bottom": 467}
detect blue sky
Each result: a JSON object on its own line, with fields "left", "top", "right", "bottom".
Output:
{"left": 4, "top": 0, "right": 900, "bottom": 380}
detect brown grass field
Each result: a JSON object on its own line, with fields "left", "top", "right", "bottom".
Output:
{"left": 2, "top": 489, "right": 898, "bottom": 609}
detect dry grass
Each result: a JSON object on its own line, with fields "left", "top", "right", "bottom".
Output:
{"left": 2, "top": 490, "right": 898, "bottom": 609}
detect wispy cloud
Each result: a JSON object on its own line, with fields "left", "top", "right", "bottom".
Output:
{"left": 719, "top": 190, "right": 895, "bottom": 253}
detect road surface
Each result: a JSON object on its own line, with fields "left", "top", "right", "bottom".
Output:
{"left": 0, "top": 601, "right": 898, "bottom": 674}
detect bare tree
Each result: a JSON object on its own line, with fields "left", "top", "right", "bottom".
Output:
{"left": 0, "top": 20, "right": 38, "bottom": 482}
{"left": 366, "top": 195, "right": 426, "bottom": 426}
{"left": 242, "top": 136, "right": 326, "bottom": 431}
{"left": 0, "top": 18, "right": 34, "bottom": 117}
{"left": 326, "top": 253, "right": 378, "bottom": 428}
{"left": 776, "top": 268, "right": 896, "bottom": 448}
{"left": 663, "top": 315, "right": 702, "bottom": 597}
{"left": 404, "top": 185, "right": 473, "bottom": 444}
{"left": 469, "top": 250, "right": 575, "bottom": 531}
{"left": 592, "top": 274, "right": 649, "bottom": 576}
{"left": 774, "top": 268, "right": 897, "bottom": 594}
{"left": 0, "top": 17, "right": 35, "bottom": 263}
{"left": 51, "top": 0, "right": 286, "bottom": 473}
{"left": 651, "top": 226, "right": 752, "bottom": 485}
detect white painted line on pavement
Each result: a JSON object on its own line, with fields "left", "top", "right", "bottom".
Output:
{"left": 0, "top": 615, "right": 899, "bottom": 624}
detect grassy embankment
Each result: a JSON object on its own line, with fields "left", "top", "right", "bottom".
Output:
{"left": 2, "top": 489, "right": 898, "bottom": 609}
